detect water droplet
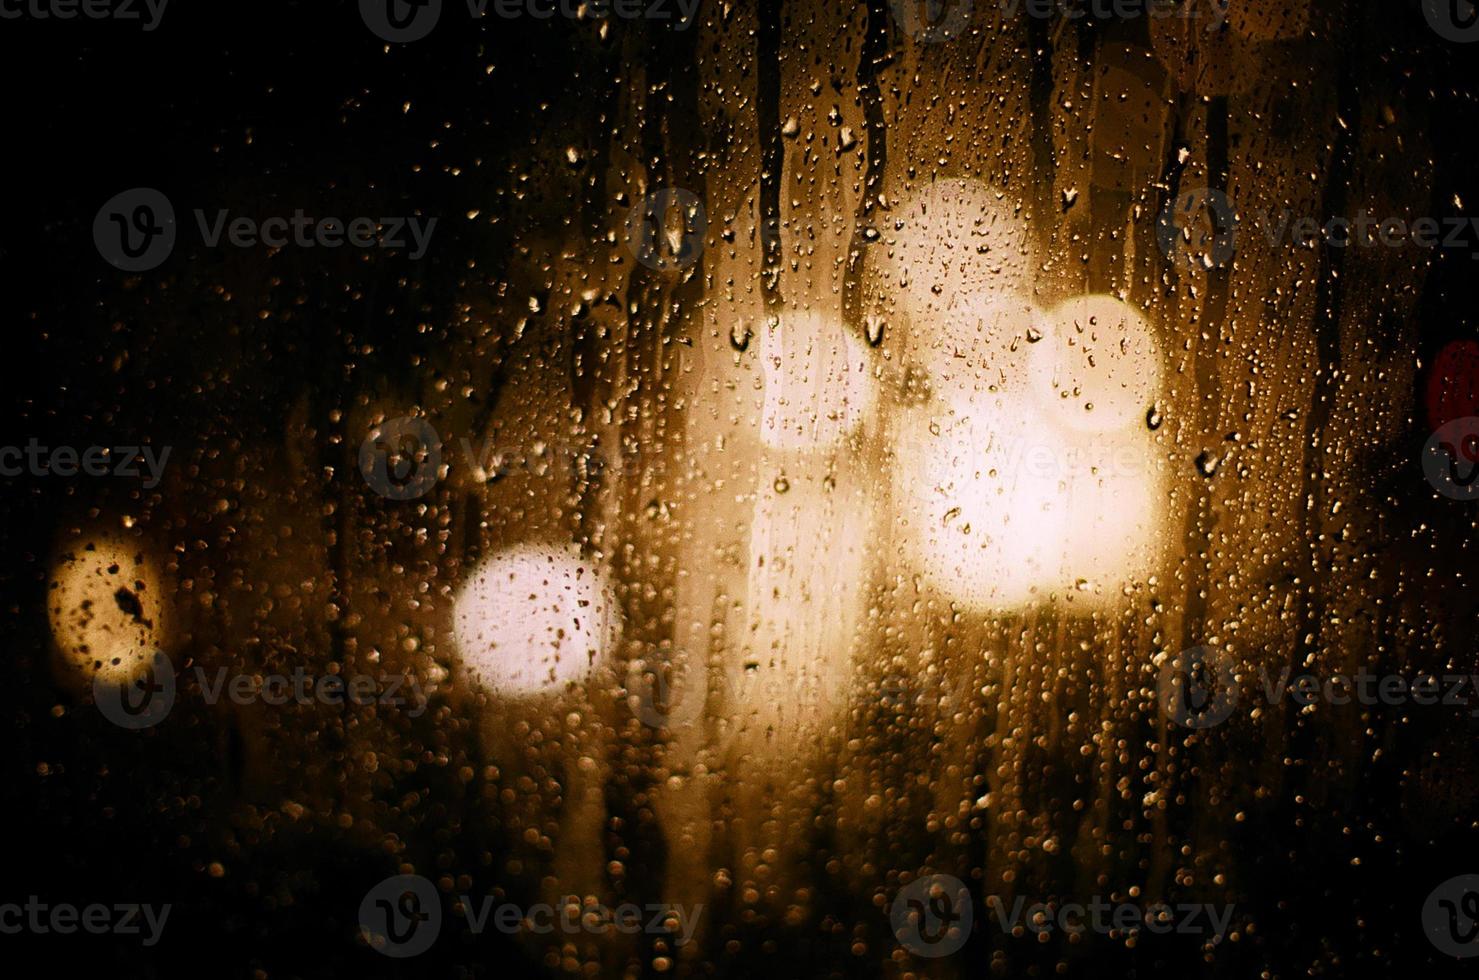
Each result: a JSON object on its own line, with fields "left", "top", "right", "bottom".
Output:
{"left": 1146, "top": 406, "right": 1163, "bottom": 430}
{"left": 730, "top": 322, "right": 753, "bottom": 352}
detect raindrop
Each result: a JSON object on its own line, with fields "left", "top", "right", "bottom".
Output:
{"left": 730, "top": 321, "right": 753, "bottom": 352}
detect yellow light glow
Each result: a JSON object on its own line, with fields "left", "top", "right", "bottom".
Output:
{"left": 453, "top": 543, "right": 616, "bottom": 696}
{"left": 1029, "top": 294, "right": 1162, "bottom": 434}
{"left": 884, "top": 221, "right": 1168, "bottom": 609}
{"left": 48, "top": 537, "right": 165, "bottom": 686}
{"left": 758, "top": 311, "right": 877, "bottom": 451}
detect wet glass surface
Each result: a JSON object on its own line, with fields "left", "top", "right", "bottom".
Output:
{"left": 3, "top": 1, "right": 1479, "bottom": 976}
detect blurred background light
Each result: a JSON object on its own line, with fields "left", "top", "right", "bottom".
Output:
{"left": 453, "top": 543, "right": 616, "bottom": 697}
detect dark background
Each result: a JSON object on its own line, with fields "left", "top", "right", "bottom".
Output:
{"left": 2, "top": 1, "right": 1479, "bottom": 977}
